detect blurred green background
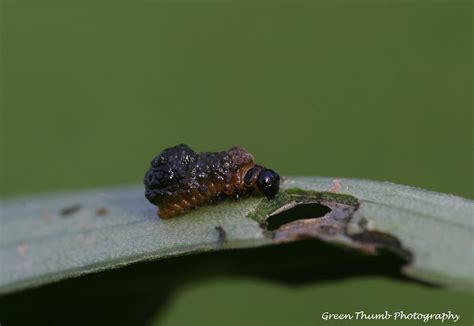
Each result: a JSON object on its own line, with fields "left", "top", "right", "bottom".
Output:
{"left": 1, "top": 0, "right": 472, "bottom": 325}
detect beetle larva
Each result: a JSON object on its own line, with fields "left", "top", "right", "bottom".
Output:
{"left": 144, "top": 144, "right": 280, "bottom": 219}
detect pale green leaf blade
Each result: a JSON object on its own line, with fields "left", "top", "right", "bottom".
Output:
{"left": 1, "top": 177, "right": 473, "bottom": 295}
{"left": 0, "top": 187, "right": 269, "bottom": 294}
{"left": 286, "top": 177, "right": 474, "bottom": 290}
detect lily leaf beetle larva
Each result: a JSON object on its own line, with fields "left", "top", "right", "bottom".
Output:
{"left": 144, "top": 144, "right": 280, "bottom": 218}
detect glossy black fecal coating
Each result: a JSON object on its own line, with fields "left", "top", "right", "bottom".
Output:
{"left": 257, "top": 169, "right": 280, "bottom": 198}
{"left": 144, "top": 144, "right": 254, "bottom": 204}
{"left": 144, "top": 144, "right": 198, "bottom": 202}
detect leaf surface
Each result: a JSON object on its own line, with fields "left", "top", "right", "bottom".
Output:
{"left": 1, "top": 177, "right": 472, "bottom": 294}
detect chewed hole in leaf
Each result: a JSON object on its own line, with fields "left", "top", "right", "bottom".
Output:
{"left": 266, "top": 203, "right": 331, "bottom": 231}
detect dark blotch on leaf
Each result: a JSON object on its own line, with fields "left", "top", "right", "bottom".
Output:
{"left": 59, "top": 204, "right": 82, "bottom": 217}
{"left": 215, "top": 226, "right": 226, "bottom": 244}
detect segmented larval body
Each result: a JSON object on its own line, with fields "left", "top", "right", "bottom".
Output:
{"left": 144, "top": 144, "right": 279, "bottom": 219}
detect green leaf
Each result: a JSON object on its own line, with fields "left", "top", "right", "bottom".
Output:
{"left": 285, "top": 178, "right": 474, "bottom": 291}
{"left": 1, "top": 177, "right": 472, "bottom": 295}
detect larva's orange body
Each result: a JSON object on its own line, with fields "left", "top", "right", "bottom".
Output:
{"left": 156, "top": 162, "right": 254, "bottom": 218}
{"left": 144, "top": 145, "right": 280, "bottom": 219}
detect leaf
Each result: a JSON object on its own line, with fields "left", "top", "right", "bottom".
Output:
{"left": 0, "top": 177, "right": 472, "bottom": 295}
{"left": 284, "top": 178, "right": 474, "bottom": 291}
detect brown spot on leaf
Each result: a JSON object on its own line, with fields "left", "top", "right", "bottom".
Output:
{"left": 329, "top": 179, "right": 341, "bottom": 193}
{"left": 17, "top": 243, "right": 28, "bottom": 257}
{"left": 96, "top": 207, "right": 109, "bottom": 216}
{"left": 348, "top": 230, "right": 412, "bottom": 260}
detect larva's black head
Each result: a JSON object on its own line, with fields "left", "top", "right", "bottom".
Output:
{"left": 256, "top": 169, "right": 280, "bottom": 198}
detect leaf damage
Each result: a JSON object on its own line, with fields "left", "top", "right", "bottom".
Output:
{"left": 249, "top": 187, "right": 414, "bottom": 273}
{"left": 2, "top": 178, "right": 471, "bottom": 294}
